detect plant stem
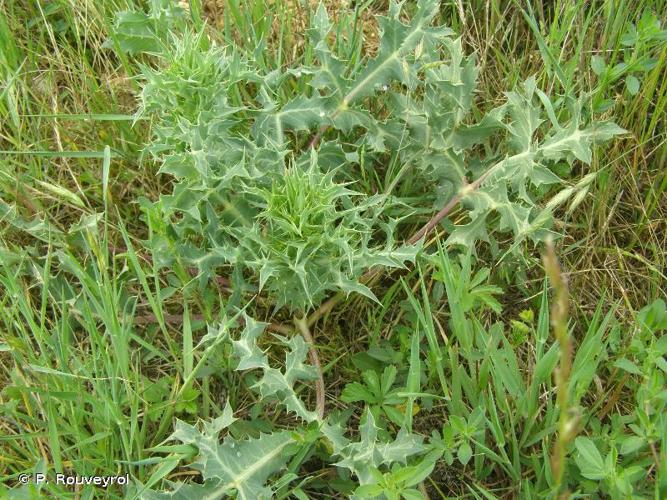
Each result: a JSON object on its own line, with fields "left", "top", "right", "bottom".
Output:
{"left": 307, "top": 181, "right": 468, "bottom": 328}
{"left": 308, "top": 123, "right": 329, "bottom": 149}
{"left": 294, "top": 316, "right": 325, "bottom": 419}
{"left": 543, "top": 239, "right": 576, "bottom": 494}
{"left": 407, "top": 190, "right": 465, "bottom": 245}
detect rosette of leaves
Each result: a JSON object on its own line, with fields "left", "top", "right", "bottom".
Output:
{"left": 232, "top": 156, "right": 387, "bottom": 311}
{"left": 113, "top": 0, "right": 624, "bottom": 304}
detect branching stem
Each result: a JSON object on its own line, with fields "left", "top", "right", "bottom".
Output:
{"left": 307, "top": 179, "right": 470, "bottom": 328}
{"left": 305, "top": 151, "right": 534, "bottom": 328}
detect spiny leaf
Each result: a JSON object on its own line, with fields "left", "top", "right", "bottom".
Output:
{"left": 232, "top": 316, "right": 319, "bottom": 422}
{"left": 166, "top": 421, "right": 295, "bottom": 500}
{"left": 113, "top": 0, "right": 624, "bottom": 303}
{"left": 252, "top": 95, "right": 329, "bottom": 146}
{"left": 332, "top": 409, "right": 426, "bottom": 484}
{"left": 339, "top": 0, "right": 450, "bottom": 105}
{"left": 231, "top": 315, "right": 269, "bottom": 370}
{"left": 107, "top": 1, "right": 187, "bottom": 56}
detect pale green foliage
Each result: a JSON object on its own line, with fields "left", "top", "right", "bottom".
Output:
{"left": 143, "top": 315, "right": 433, "bottom": 499}
{"left": 105, "top": 1, "right": 631, "bottom": 498}
{"left": 111, "top": 0, "right": 623, "bottom": 312}
{"left": 231, "top": 314, "right": 320, "bottom": 421}
{"left": 236, "top": 155, "right": 417, "bottom": 310}
{"left": 142, "top": 318, "right": 308, "bottom": 498}
{"left": 444, "top": 82, "right": 625, "bottom": 246}
{"left": 148, "top": 419, "right": 295, "bottom": 499}
{"left": 108, "top": 0, "right": 187, "bottom": 56}
{"left": 323, "top": 410, "right": 426, "bottom": 486}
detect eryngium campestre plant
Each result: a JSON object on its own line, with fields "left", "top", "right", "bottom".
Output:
{"left": 113, "top": 0, "right": 624, "bottom": 312}
{"left": 232, "top": 154, "right": 420, "bottom": 311}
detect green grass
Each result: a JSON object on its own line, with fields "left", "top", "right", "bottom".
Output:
{"left": 1, "top": 0, "right": 666, "bottom": 498}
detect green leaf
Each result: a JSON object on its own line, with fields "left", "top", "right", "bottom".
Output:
{"left": 229, "top": 315, "right": 319, "bottom": 421}
{"left": 231, "top": 315, "right": 268, "bottom": 370}
{"left": 613, "top": 357, "right": 643, "bottom": 375}
{"left": 575, "top": 437, "right": 607, "bottom": 480}
{"left": 625, "top": 75, "right": 640, "bottom": 95}
{"left": 333, "top": 409, "right": 426, "bottom": 484}
{"left": 591, "top": 55, "right": 606, "bottom": 76}
{"left": 339, "top": 0, "right": 450, "bottom": 106}
{"left": 170, "top": 426, "right": 295, "bottom": 499}
{"left": 402, "top": 489, "right": 425, "bottom": 500}
{"left": 457, "top": 442, "right": 472, "bottom": 465}
{"left": 253, "top": 95, "right": 328, "bottom": 145}
{"left": 108, "top": 1, "right": 187, "bottom": 56}
{"left": 354, "top": 483, "right": 385, "bottom": 498}
{"left": 395, "top": 452, "right": 438, "bottom": 487}
{"left": 619, "top": 435, "right": 645, "bottom": 455}
{"left": 543, "top": 122, "right": 623, "bottom": 164}
{"left": 341, "top": 382, "right": 378, "bottom": 404}
{"left": 198, "top": 432, "right": 295, "bottom": 494}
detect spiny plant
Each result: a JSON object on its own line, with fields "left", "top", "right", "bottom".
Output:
{"left": 139, "top": 312, "right": 433, "bottom": 499}
{"left": 105, "top": 0, "right": 631, "bottom": 498}
{"left": 232, "top": 155, "right": 414, "bottom": 311}
{"left": 113, "top": 0, "right": 624, "bottom": 315}
{"left": 133, "top": 254, "right": 667, "bottom": 498}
